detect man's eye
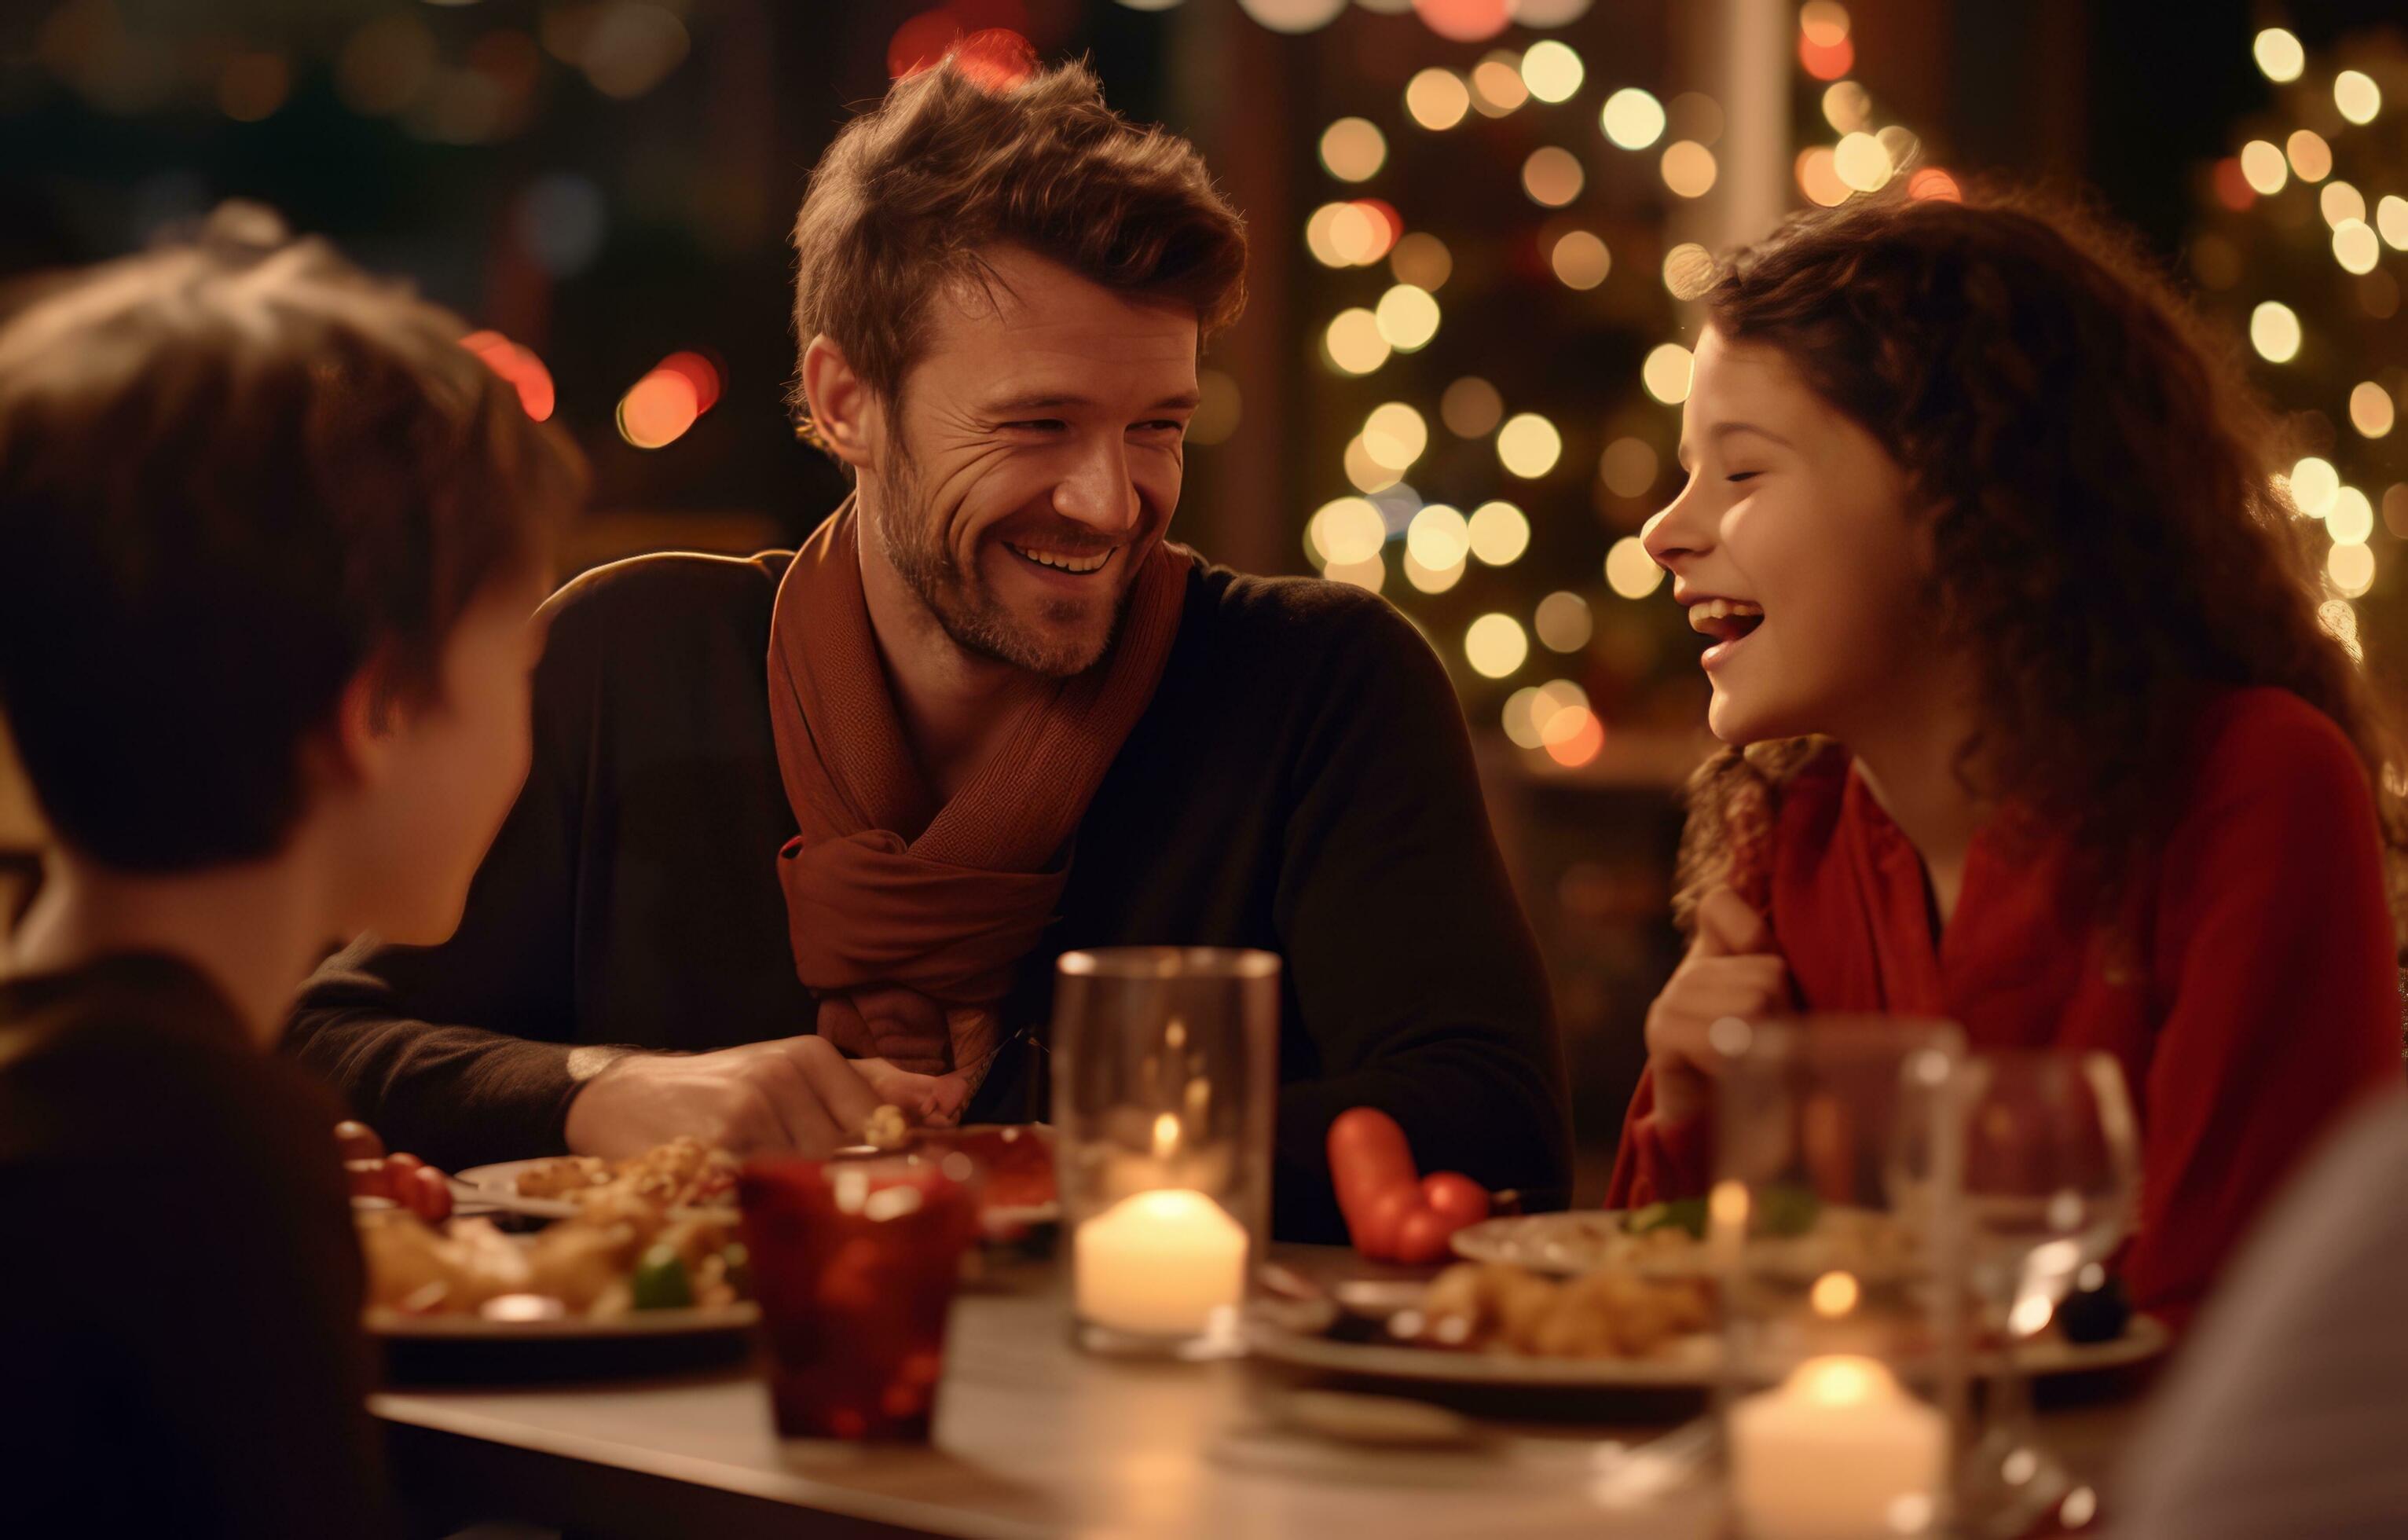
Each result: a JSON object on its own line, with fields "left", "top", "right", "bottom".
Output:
{"left": 1132, "top": 420, "right": 1186, "bottom": 434}
{"left": 1002, "top": 420, "right": 1067, "bottom": 433}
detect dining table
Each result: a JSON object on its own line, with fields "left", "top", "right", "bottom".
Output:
{"left": 373, "top": 1243, "right": 2157, "bottom": 1540}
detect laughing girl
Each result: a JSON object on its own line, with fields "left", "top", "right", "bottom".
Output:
{"left": 1610, "top": 191, "right": 2406, "bottom": 1323}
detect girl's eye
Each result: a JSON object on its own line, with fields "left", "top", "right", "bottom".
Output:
{"left": 1725, "top": 471, "right": 1761, "bottom": 484}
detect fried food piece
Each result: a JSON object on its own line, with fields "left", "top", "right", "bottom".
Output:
{"left": 863, "top": 1104, "right": 910, "bottom": 1151}
{"left": 514, "top": 1154, "right": 610, "bottom": 1199}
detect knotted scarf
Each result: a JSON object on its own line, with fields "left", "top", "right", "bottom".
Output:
{"left": 766, "top": 500, "right": 1189, "bottom": 1106}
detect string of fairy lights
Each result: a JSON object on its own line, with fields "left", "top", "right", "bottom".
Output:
{"left": 2197, "top": 25, "right": 2406, "bottom": 666}
{"left": 1285, "top": 1, "right": 1952, "bottom": 765}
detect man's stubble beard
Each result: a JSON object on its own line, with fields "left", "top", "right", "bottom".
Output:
{"left": 867, "top": 446, "right": 1125, "bottom": 679}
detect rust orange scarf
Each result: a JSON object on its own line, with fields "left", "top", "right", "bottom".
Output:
{"left": 766, "top": 500, "right": 1189, "bottom": 1110}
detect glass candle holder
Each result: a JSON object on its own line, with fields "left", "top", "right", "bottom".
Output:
{"left": 737, "top": 1156, "right": 980, "bottom": 1441}
{"left": 1712, "top": 1016, "right": 1970, "bottom": 1540}
{"left": 1051, "top": 947, "right": 1278, "bottom": 1358}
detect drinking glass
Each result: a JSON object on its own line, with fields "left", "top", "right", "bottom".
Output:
{"left": 1952, "top": 1050, "right": 2140, "bottom": 1533}
{"left": 737, "top": 1156, "right": 980, "bottom": 1440}
{"left": 1052, "top": 947, "right": 1278, "bottom": 1358}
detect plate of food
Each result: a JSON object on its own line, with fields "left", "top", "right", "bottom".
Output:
{"left": 453, "top": 1135, "right": 739, "bottom": 1223}
{"left": 1248, "top": 1257, "right": 2168, "bottom": 1401}
{"left": 1449, "top": 1196, "right": 1919, "bottom": 1285}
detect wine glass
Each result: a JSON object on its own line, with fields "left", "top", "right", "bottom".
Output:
{"left": 1955, "top": 1050, "right": 2140, "bottom": 1534}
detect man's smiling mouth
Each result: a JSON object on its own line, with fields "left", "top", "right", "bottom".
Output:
{"left": 1005, "top": 541, "right": 1115, "bottom": 575}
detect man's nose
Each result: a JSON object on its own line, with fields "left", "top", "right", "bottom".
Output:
{"left": 1052, "top": 437, "right": 1141, "bottom": 535}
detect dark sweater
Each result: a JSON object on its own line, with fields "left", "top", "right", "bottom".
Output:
{"left": 288, "top": 548, "right": 1571, "bottom": 1238}
{"left": 1, "top": 953, "right": 389, "bottom": 1539}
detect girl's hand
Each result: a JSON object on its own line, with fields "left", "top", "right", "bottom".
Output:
{"left": 1644, "top": 886, "right": 1790, "bottom": 1128}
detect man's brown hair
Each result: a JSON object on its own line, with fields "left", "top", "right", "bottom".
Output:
{"left": 789, "top": 45, "right": 1248, "bottom": 446}
{"left": 0, "top": 204, "right": 585, "bottom": 871}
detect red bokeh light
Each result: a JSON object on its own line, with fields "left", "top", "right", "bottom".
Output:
{"left": 1353, "top": 198, "right": 1403, "bottom": 261}
{"left": 2210, "top": 157, "right": 2254, "bottom": 212}
{"left": 655, "top": 350, "right": 722, "bottom": 413}
{"left": 887, "top": 9, "right": 963, "bottom": 79}
{"left": 460, "top": 329, "right": 556, "bottom": 423}
{"left": 1413, "top": 0, "right": 1514, "bottom": 44}
{"left": 618, "top": 368, "right": 702, "bottom": 450}
{"left": 950, "top": 28, "right": 1035, "bottom": 90}
{"left": 1544, "top": 710, "right": 1607, "bottom": 768}
{"left": 1906, "top": 167, "right": 1963, "bottom": 203}
{"left": 1798, "top": 35, "right": 1855, "bottom": 82}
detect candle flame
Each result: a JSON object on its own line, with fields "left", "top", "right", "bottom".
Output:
{"left": 1793, "top": 1354, "right": 1892, "bottom": 1408}
{"left": 1153, "top": 1113, "right": 1180, "bottom": 1158}
{"left": 1810, "top": 1270, "right": 1860, "bottom": 1318}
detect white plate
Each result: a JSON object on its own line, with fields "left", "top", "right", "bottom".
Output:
{"left": 1244, "top": 1303, "right": 2167, "bottom": 1393}
{"left": 365, "top": 1301, "right": 757, "bottom": 1340}
{"left": 1450, "top": 1212, "right": 1663, "bottom": 1276}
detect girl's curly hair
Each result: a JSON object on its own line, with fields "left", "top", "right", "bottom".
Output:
{"left": 1672, "top": 188, "right": 2407, "bottom": 944}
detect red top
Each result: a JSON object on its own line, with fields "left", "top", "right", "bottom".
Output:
{"left": 1608, "top": 688, "right": 2403, "bottom": 1324}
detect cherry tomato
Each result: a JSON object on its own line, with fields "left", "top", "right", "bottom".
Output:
{"left": 1327, "top": 1108, "right": 1423, "bottom": 1257}
{"left": 343, "top": 1158, "right": 388, "bottom": 1201}
{"left": 384, "top": 1151, "right": 425, "bottom": 1181}
{"left": 1420, "top": 1172, "right": 1491, "bottom": 1228}
{"left": 333, "top": 1120, "right": 384, "bottom": 1162}
{"left": 1392, "top": 1203, "right": 1464, "bottom": 1266}
{"left": 405, "top": 1164, "right": 453, "bottom": 1223}
{"left": 1355, "top": 1183, "right": 1424, "bottom": 1263}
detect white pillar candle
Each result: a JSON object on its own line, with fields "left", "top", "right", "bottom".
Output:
{"left": 1728, "top": 1355, "right": 1948, "bottom": 1540}
{"left": 1074, "top": 1189, "right": 1248, "bottom": 1337}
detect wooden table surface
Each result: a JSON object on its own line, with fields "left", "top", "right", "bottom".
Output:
{"left": 372, "top": 1248, "right": 2153, "bottom": 1540}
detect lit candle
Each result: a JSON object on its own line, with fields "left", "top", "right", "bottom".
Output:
{"left": 1073, "top": 1189, "right": 1248, "bottom": 1337}
{"left": 1728, "top": 1355, "right": 1948, "bottom": 1540}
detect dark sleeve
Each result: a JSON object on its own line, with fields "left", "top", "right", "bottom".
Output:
{"left": 1269, "top": 596, "right": 1572, "bottom": 1239}
{"left": 8, "top": 1041, "right": 391, "bottom": 1540}
{"left": 283, "top": 579, "right": 604, "bottom": 1172}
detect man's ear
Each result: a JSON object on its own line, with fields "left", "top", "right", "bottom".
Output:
{"left": 299, "top": 663, "right": 395, "bottom": 797}
{"left": 800, "top": 335, "right": 885, "bottom": 475}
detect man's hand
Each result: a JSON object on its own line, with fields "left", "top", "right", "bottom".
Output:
{"left": 563, "top": 1035, "right": 889, "bottom": 1160}
{"left": 1643, "top": 886, "right": 1791, "bottom": 1129}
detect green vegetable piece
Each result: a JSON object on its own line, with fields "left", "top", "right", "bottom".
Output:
{"left": 631, "top": 1245, "right": 694, "bottom": 1311}
{"left": 1627, "top": 1197, "right": 1709, "bottom": 1238}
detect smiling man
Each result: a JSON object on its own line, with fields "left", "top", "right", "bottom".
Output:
{"left": 288, "top": 49, "right": 1569, "bottom": 1238}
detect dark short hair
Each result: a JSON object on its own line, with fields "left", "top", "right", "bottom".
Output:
{"left": 789, "top": 46, "right": 1248, "bottom": 445}
{"left": 0, "top": 205, "right": 585, "bottom": 871}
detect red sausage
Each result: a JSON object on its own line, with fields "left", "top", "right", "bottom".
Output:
{"left": 1327, "top": 1108, "right": 1423, "bottom": 1257}
{"left": 1391, "top": 1203, "right": 1464, "bottom": 1266}
{"left": 405, "top": 1164, "right": 453, "bottom": 1223}
{"left": 1420, "top": 1172, "right": 1491, "bottom": 1229}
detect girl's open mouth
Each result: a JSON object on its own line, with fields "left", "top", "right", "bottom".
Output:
{"left": 1688, "top": 598, "right": 1764, "bottom": 670}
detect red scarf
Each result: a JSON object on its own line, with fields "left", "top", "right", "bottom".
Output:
{"left": 766, "top": 500, "right": 1189, "bottom": 1105}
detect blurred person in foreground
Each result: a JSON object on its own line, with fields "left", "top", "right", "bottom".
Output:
{"left": 0, "top": 207, "right": 582, "bottom": 1536}
{"left": 1612, "top": 189, "right": 2404, "bottom": 1326}
{"left": 288, "top": 40, "right": 1569, "bottom": 1238}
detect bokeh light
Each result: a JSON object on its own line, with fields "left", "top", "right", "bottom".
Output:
{"left": 1375, "top": 284, "right": 1442, "bottom": 350}
{"left": 1543, "top": 704, "right": 1605, "bottom": 767}
{"left": 1468, "top": 500, "right": 1531, "bottom": 564}
{"left": 1643, "top": 342, "right": 1695, "bottom": 403}
{"left": 2329, "top": 486, "right": 2377, "bottom": 545}
{"left": 1465, "top": 613, "right": 1530, "bottom": 678}
{"left": 1600, "top": 88, "right": 1666, "bottom": 150}
{"left": 1189, "top": 369, "right": 1242, "bottom": 446}
{"left": 1605, "top": 536, "right": 1663, "bottom": 599}
{"left": 1798, "top": 31, "right": 1853, "bottom": 82}
{"left": 1362, "top": 401, "right": 1430, "bottom": 470}
{"left": 1795, "top": 145, "right": 1848, "bottom": 207}
{"left": 2286, "top": 129, "right": 2333, "bottom": 183}
{"left": 1522, "top": 40, "right": 1584, "bottom": 103}
{"left": 1325, "top": 554, "right": 1386, "bottom": 593}
{"left": 1406, "top": 68, "right": 1472, "bottom": 131}
{"left": 2250, "top": 301, "right": 2302, "bottom": 363}
{"left": 1442, "top": 376, "right": 1505, "bottom": 437}
{"left": 1320, "top": 117, "right": 1387, "bottom": 182}
{"left": 1523, "top": 146, "right": 1586, "bottom": 207}
{"left": 1325, "top": 308, "right": 1391, "bottom": 374}
{"left": 2252, "top": 28, "right": 2304, "bottom": 84}
{"left": 2238, "top": 140, "right": 2288, "bottom": 196}
{"left": 2290, "top": 456, "right": 2341, "bottom": 517}
{"left": 1822, "top": 80, "right": 1871, "bottom": 133}
{"left": 1471, "top": 54, "right": 1529, "bottom": 117}
{"left": 2334, "top": 221, "right": 2381, "bottom": 275}
{"left": 1600, "top": 436, "right": 1659, "bottom": 497}
{"left": 1907, "top": 167, "right": 1961, "bottom": 202}
{"left": 1497, "top": 412, "right": 1563, "bottom": 478}
{"left": 1237, "top": 0, "right": 1350, "bottom": 32}
{"left": 1660, "top": 141, "right": 1717, "bottom": 197}
{"left": 460, "top": 330, "right": 557, "bottom": 422}
{"left": 2380, "top": 196, "right": 2408, "bottom": 251}
{"left": 1343, "top": 436, "right": 1401, "bottom": 493}
{"left": 1306, "top": 200, "right": 1392, "bottom": 267}
{"left": 2329, "top": 541, "right": 2376, "bottom": 597}
{"left": 1551, "top": 229, "right": 1611, "bottom": 289}
{"left": 1416, "top": 0, "right": 1516, "bottom": 43}
{"left": 1833, "top": 131, "right": 1893, "bottom": 192}
{"left": 1404, "top": 548, "right": 1466, "bottom": 593}
{"left": 1534, "top": 592, "right": 1594, "bottom": 652}
{"left": 2335, "top": 69, "right": 2382, "bottom": 125}
{"left": 618, "top": 367, "right": 702, "bottom": 449}
{"left": 1391, "top": 231, "right": 1453, "bottom": 289}
{"left": 1407, "top": 503, "right": 1472, "bottom": 570}
{"left": 1514, "top": 0, "right": 1595, "bottom": 24}
{"left": 1799, "top": 1, "right": 1850, "bottom": 46}
{"left": 2321, "top": 182, "right": 2366, "bottom": 229}
{"left": 2351, "top": 381, "right": 2397, "bottom": 438}
{"left": 1307, "top": 496, "right": 1387, "bottom": 566}
{"left": 1662, "top": 241, "right": 1717, "bottom": 299}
